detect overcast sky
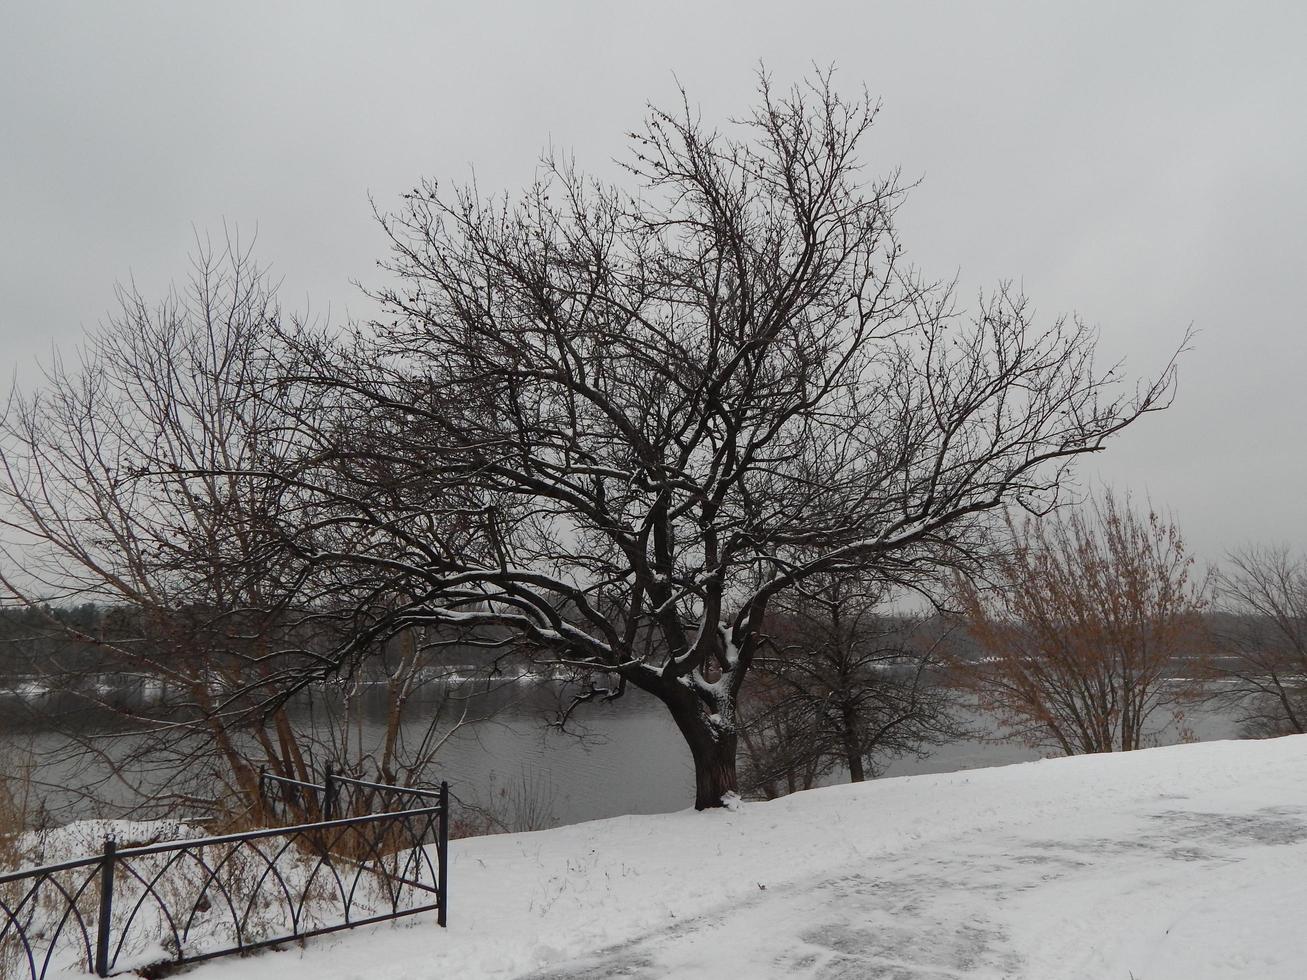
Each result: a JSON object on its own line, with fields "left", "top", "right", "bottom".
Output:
{"left": 2, "top": 1, "right": 1303, "bottom": 565}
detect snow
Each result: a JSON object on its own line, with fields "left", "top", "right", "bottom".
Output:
{"left": 135, "top": 737, "right": 1307, "bottom": 977}
{"left": 14, "top": 818, "right": 198, "bottom": 866}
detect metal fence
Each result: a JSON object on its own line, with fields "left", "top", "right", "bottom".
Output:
{"left": 0, "top": 779, "right": 448, "bottom": 979}
{"left": 259, "top": 768, "right": 446, "bottom": 824}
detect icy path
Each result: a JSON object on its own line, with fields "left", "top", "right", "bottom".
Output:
{"left": 184, "top": 736, "right": 1307, "bottom": 980}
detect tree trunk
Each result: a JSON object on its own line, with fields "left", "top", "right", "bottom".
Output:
{"left": 664, "top": 695, "right": 739, "bottom": 809}
{"left": 840, "top": 702, "right": 866, "bottom": 782}
{"left": 689, "top": 731, "right": 739, "bottom": 809}
{"left": 627, "top": 668, "right": 742, "bottom": 809}
{"left": 844, "top": 745, "right": 866, "bottom": 782}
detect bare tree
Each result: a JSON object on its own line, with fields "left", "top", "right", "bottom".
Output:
{"left": 737, "top": 671, "right": 836, "bottom": 799}
{"left": 245, "top": 70, "right": 1180, "bottom": 809}
{"left": 0, "top": 240, "right": 486, "bottom": 823}
{"left": 953, "top": 492, "right": 1207, "bottom": 755}
{"left": 1208, "top": 547, "right": 1307, "bottom": 736}
{"left": 739, "top": 575, "right": 963, "bottom": 798}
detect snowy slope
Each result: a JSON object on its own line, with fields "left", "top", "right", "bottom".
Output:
{"left": 181, "top": 735, "right": 1307, "bottom": 979}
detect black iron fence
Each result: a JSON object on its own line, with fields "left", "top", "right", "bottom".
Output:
{"left": 259, "top": 768, "right": 446, "bottom": 824}
{"left": 0, "top": 780, "right": 448, "bottom": 978}
{"left": 258, "top": 770, "right": 330, "bottom": 823}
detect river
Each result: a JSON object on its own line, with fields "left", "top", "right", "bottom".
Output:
{"left": 0, "top": 679, "right": 1249, "bottom": 829}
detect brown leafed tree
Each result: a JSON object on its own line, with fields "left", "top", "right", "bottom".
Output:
{"left": 1207, "top": 547, "right": 1307, "bottom": 736}
{"left": 252, "top": 70, "right": 1180, "bottom": 809}
{"left": 953, "top": 492, "right": 1207, "bottom": 755}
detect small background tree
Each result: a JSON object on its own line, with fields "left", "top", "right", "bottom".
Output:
{"left": 953, "top": 491, "right": 1207, "bottom": 755}
{"left": 1208, "top": 547, "right": 1307, "bottom": 736}
{"left": 739, "top": 574, "right": 963, "bottom": 798}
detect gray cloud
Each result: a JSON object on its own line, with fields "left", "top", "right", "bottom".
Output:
{"left": 2, "top": 0, "right": 1303, "bottom": 561}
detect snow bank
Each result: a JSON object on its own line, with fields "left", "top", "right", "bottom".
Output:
{"left": 11, "top": 818, "right": 197, "bottom": 871}
{"left": 170, "top": 735, "right": 1307, "bottom": 979}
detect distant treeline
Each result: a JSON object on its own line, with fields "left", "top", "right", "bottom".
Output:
{"left": 0, "top": 604, "right": 103, "bottom": 676}
{"left": 1, "top": 603, "right": 1266, "bottom": 684}
{"left": 0, "top": 603, "right": 516, "bottom": 681}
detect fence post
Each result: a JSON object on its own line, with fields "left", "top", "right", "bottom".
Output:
{"left": 94, "top": 837, "right": 116, "bottom": 977}
{"left": 437, "top": 781, "right": 448, "bottom": 927}
{"left": 324, "top": 763, "right": 336, "bottom": 821}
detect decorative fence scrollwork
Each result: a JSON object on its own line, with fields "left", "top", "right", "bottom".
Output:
{"left": 0, "top": 778, "right": 448, "bottom": 978}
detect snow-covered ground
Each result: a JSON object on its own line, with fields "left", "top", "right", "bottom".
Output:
{"left": 179, "top": 735, "right": 1307, "bottom": 979}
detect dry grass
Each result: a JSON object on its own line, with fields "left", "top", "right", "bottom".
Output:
{"left": 450, "top": 767, "right": 558, "bottom": 839}
{"left": 0, "top": 745, "right": 108, "bottom": 979}
{"left": 1, "top": 745, "right": 40, "bottom": 978}
{"left": 0, "top": 749, "right": 36, "bottom": 860}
